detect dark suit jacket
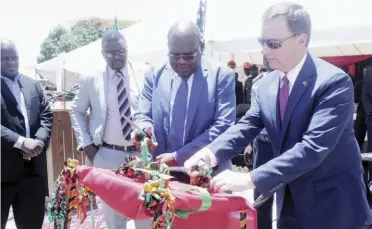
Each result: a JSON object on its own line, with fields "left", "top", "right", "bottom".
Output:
{"left": 363, "top": 69, "right": 372, "bottom": 119}
{"left": 1, "top": 75, "right": 53, "bottom": 182}
{"left": 235, "top": 79, "right": 244, "bottom": 105}
{"left": 209, "top": 54, "right": 371, "bottom": 229}
{"left": 243, "top": 77, "right": 253, "bottom": 104}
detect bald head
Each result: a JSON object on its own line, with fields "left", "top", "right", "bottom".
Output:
{"left": 167, "top": 20, "right": 204, "bottom": 77}
{"left": 168, "top": 20, "right": 202, "bottom": 42}
{"left": 1, "top": 39, "right": 19, "bottom": 78}
{"left": 1, "top": 39, "right": 17, "bottom": 50}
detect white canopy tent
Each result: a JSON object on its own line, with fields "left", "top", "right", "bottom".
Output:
{"left": 36, "top": 0, "right": 372, "bottom": 88}
{"left": 35, "top": 11, "right": 198, "bottom": 90}
{"left": 206, "top": 0, "right": 372, "bottom": 66}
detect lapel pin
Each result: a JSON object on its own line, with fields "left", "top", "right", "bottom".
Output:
{"left": 302, "top": 81, "right": 308, "bottom": 87}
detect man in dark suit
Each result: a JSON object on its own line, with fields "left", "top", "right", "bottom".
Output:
{"left": 227, "top": 60, "right": 244, "bottom": 105}
{"left": 1, "top": 39, "right": 53, "bottom": 229}
{"left": 243, "top": 64, "right": 259, "bottom": 104}
{"left": 363, "top": 66, "right": 372, "bottom": 153}
{"left": 363, "top": 66, "right": 372, "bottom": 193}
{"left": 235, "top": 74, "right": 244, "bottom": 105}
{"left": 185, "top": 2, "right": 371, "bottom": 229}
{"left": 354, "top": 71, "right": 367, "bottom": 150}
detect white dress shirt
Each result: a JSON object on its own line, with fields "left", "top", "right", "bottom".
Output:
{"left": 1, "top": 74, "right": 30, "bottom": 149}
{"left": 279, "top": 53, "right": 307, "bottom": 94}
{"left": 169, "top": 74, "right": 194, "bottom": 144}
{"left": 102, "top": 65, "right": 133, "bottom": 147}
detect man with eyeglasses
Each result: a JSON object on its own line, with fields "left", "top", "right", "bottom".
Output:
{"left": 70, "top": 30, "right": 151, "bottom": 229}
{"left": 185, "top": 2, "right": 371, "bottom": 229}
{"left": 132, "top": 20, "right": 236, "bottom": 181}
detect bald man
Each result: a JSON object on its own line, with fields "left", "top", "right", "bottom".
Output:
{"left": 70, "top": 31, "right": 150, "bottom": 229}
{"left": 1, "top": 39, "right": 53, "bottom": 229}
{"left": 133, "top": 20, "right": 236, "bottom": 180}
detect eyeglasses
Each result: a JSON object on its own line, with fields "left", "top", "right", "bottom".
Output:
{"left": 168, "top": 43, "right": 200, "bottom": 61}
{"left": 1, "top": 56, "right": 19, "bottom": 62}
{"left": 168, "top": 53, "right": 197, "bottom": 61}
{"left": 258, "top": 34, "right": 298, "bottom": 49}
{"left": 103, "top": 49, "right": 127, "bottom": 58}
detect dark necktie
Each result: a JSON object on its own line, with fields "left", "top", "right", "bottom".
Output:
{"left": 280, "top": 75, "right": 289, "bottom": 122}
{"left": 116, "top": 71, "right": 132, "bottom": 141}
{"left": 167, "top": 77, "right": 188, "bottom": 151}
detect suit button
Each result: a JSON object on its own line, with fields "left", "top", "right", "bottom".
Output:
{"left": 20, "top": 120, "right": 25, "bottom": 125}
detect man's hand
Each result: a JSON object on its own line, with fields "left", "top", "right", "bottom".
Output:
{"left": 83, "top": 144, "right": 98, "bottom": 163}
{"left": 156, "top": 153, "right": 178, "bottom": 167}
{"left": 131, "top": 126, "right": 158, "bottom": 152}
{"left": 210, "top": 170, "right": 255, "bottom": 193}
{"left": 21, "top": 138, "right": 44, "bottom": 160}
{"left": 184, "top": 147, "right": 215, "bottom": 170}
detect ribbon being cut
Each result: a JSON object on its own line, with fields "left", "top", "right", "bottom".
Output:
{"left": 48, "top": 129, "right": 257, "bottom": 229}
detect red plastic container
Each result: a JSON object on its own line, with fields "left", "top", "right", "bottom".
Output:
{"left": 76, "top": 166, "right": 257, "bottom": 229}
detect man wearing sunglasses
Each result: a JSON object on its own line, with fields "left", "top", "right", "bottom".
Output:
{"left": 70, "top": 30, "right": 151, "bottom": 229}
{"left": 185, "top": 2, "right": 371, "bottom": 229}
{"left": 133, "top": 20, "right": 236, "bottom": 181}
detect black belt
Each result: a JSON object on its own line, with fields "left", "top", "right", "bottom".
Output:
{"left": 102, "top": 142, "right": 136, "bottom": 152}
{"left": 257, "top": 133, "right": 270, "bottom": 143}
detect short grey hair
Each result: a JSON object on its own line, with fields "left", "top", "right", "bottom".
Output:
{"left": 262, "top": 2, "right": 311, "bottom": 46}
{"left": 101, "top": 30, "right": 126, "bottom": 46}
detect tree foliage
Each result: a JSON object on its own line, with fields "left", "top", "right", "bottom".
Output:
{"left": 37, "top": 18, "right": 137, "bottom": 63}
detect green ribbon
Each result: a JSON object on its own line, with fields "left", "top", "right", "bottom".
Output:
{"left": 174, "top": 185, "right": 212, "bottom": 219}
{"left": 126, "top": 160, "right": 140, "bottom": 167}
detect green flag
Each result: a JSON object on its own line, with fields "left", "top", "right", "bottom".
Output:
{"left": 113, "top": 17, "right": 119, "bottom": 31}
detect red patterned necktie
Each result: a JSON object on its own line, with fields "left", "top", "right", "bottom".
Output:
{"left": 279, "top": 75, "right": 289, "bottom": 122}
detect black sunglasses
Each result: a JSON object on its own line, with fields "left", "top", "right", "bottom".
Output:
{"left": 168, "top": 43, "right": 200, "bottom": 61}
{"left": 258, "top": 34, "right": 298, "bottom": 49}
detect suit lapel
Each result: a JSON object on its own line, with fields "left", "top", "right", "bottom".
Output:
{"left": 1, "top": 77, "right": 23, "bottom": 115}
{"left": 97, "top": 70, "right": 109, "bottom": 121}
{"left": 184, "top": 62, "right": 208, "bottom": 140}
{"left": 280, "top": 54, "right": 316, "bottom": 144}
{"left": 19, "top": 75, "right": 32, "bottom": 122}
{"left": 1, "top": 78, "right": 18, "bottom": 106}
{"left": 266, "top": 71, "right": 281, "bottom": 135}
{"left": 127, "top": 62, "right": 141, "bottom": 113}
{"left": 160, "top": 65, "right": 174, "bottom": 138}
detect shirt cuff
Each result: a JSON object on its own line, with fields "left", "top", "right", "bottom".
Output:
{"left": 14, "top": 136, "right": 25, "bottom": 149}
{"left": 206, "top": 148, "right": 218, "bottom": 167}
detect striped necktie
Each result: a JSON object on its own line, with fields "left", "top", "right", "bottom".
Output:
{"left": 116, "top": 71, "right": 132, "bottom": 141}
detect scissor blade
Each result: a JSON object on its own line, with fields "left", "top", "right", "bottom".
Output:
{"left": 167, "top": 166, "right": 188, "bottom": 173}
{"left": 252, "top": 194, "right": 269, "bottom": 209}
{"left": 122, "top": 116, "right": 155, "bottom": 140}
{"left": 122, "top": 116, "right": 142, "bottom": 130}
{"left": 131, "top": 168, "right": 174, "bottom": 180}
